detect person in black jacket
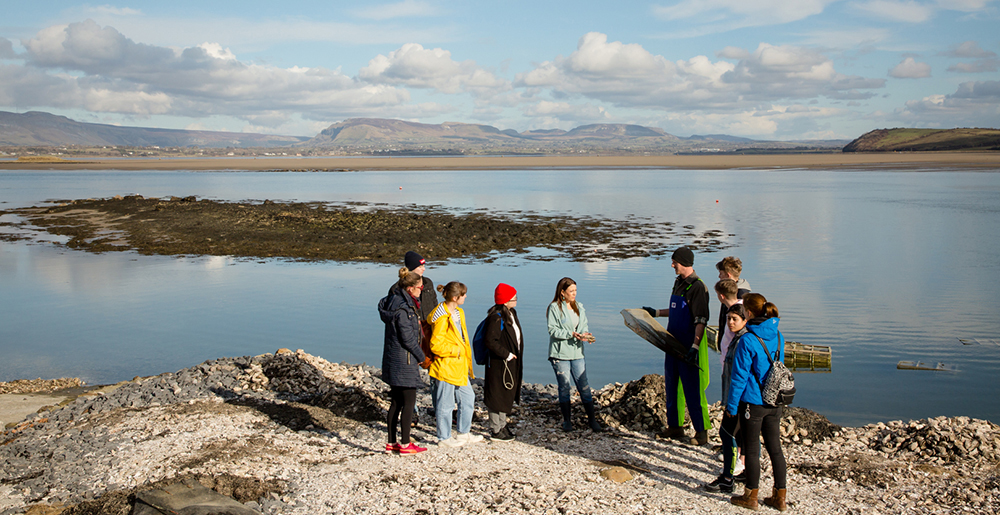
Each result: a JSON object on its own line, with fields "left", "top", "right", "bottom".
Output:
{"left": 388, "top": 251, "right": 438, "bottom": 320}
{"left": 482, "top": 283, "right": 524, "bottom": 441}
{"left": 387, "top": 251, "right": 438, "bottom": 429}
{"left": 378, "top": 270, "right": 430, "bottom": 455}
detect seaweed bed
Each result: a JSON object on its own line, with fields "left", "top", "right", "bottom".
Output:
{"left": 0, "top": 195, "right": 734, "bottom": 263}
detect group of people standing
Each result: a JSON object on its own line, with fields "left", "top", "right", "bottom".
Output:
{"left": 378, "top": 251, "right": 530, "bottom": 454}
{"left": 378, "top": 247, "right": 787, "bottom": 511}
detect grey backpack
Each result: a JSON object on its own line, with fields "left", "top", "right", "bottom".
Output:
{"left": 753, "top": 334, "right": 796, "bottom": 406}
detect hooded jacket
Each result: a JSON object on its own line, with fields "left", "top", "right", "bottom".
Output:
{"left": 388, "top": 276, "right": 438, "bottom": 320}
{"left": 427, "top": 302, "right": 474, "bottom": 386}
{"left": 378, "top": 289, "right": 426, "bottom": 388}
{"left": 725, "top": 316, "right": 784, "bottom": 416}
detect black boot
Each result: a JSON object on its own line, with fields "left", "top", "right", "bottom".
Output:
{"left": 559, "top": 402, "right": 573, "bottom": 431}
{"left": 583, "top": 401, "right": 603, "bottom": 432}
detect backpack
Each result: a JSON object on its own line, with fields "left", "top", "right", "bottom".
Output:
{"left": 753, "top": 333, "right": 796, "bottom": 406}
{"left": 472, "top": 312, "right": 503, "bottom": 366}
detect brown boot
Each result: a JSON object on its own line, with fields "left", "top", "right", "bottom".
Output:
{"left": 689, "top": 430, "right": 708, "bottom": 446}
{"left": 731, "top": 488, "right": 759, "bottom": 511}
{"left": 762, "top": 487, "right": 787, "bottom": 511}
{"left": 657, "top": 426, "right": 686, "bottom": 440}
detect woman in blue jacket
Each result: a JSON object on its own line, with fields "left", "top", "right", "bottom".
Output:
{"left": 725, "top": 293, "right": 787, "bottom": 511}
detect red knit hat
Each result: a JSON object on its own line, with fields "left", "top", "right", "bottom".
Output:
{"left": 494, "top": 283, "right": 517, "bottom": 304}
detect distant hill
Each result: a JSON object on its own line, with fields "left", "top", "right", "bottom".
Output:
{"left": 0, "top": 110, "right": 850, "bottom": 154}
{"left": 843, "top": 128, "right": 1000, "bottom": 152}
{"left": 0, "top": 111, "right": 308, "bottom": 148}
{"left": 304, "top": 118, "right": 518, "bottom": 148}
{"left": 301, "top": 119, "right": 720, "bottom": 152}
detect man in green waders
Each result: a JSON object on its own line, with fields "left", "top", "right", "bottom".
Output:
{"left": 643, "top": 247, "right": 712, "bottom": 445}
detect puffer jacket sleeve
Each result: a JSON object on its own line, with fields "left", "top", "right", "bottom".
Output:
{"left": 725, "top": 334, "right": 754, "bottom": 416}
{"left": 396, "top": 303, "right": 425, "bottom": 363}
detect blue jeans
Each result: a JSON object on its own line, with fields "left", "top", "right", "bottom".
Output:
{"left": 549, "top": 358, "right": 592, "bottom": 404}
{"left": 431, "top": 377, "right": 475, "bottom": 440}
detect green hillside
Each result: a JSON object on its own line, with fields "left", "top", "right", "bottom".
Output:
{"left": 843, "top": 128, "right": 1000, "bottom": 152}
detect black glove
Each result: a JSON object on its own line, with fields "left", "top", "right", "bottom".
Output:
{"left": 642, "top": 306, "right": 656, "bottom": 317}
{"left": 685, "top": 347, "right": 699, "bottom": 363}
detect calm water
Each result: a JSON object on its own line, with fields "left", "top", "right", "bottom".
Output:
{"left": 2, "top": 168, "right": 998, "bottom": 427}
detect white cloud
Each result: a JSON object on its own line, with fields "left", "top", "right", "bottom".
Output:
{"left": 654, "top": 0, "right": 832, "bottom": 24}
{"left": 888, "top": 80, "right": 1000, "bottom": 127}
{"left": 359, "top": 43, "right": 509, "bottom": 97}
{"left": 794, "top": 28, "right": 892, "bottom": 49}
{"left": 352, "top": 0, "right": 438, "bottom": 20}
{"left": 7, "top": 20, "right": 412, "bottom": 121}
{"left": 948, "top": 60, "right": 999, "bottom": 73}
{"left": 522, "top": 101, "right": 609, "bottom": 123}
{"left": 943, "top": 41, "right": 997, "bottom": 59}
{"left": 90, "top": 5, "right": 142, "bottom": 16}
{"left": 58, "top": 12, "right": 454, "bottom": 52}
{"left": 935, "top": 0, "right": 998, "bottom": 11}
{"left": 515, "top": 34, "right": 884, "bottom": 112}
{"left": 942, "top": 42, "right": 998, "bottom": 74}
{"left": 717, "top": 46, "right": 749, "bottom": 59}
{"left": 850, "top": 1, "right": 934, "bottom": 23}
{"left": 0, "top": 38, "right": 15, "bottom": 59}
{"left": 889, "top": 57, "right": 932, "bottom": 78}
{"left": 721, "top": 43, "right": 886, "bottom": 100}
{"left": 657, "top": 103, "right": 850, "bottom": 139}
{"left": 652, "top": 0, "right": 835, "bottom": 36}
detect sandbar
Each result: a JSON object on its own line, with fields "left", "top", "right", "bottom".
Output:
{"left": 3, "top": 152, "right": 1000, "bottom": 171}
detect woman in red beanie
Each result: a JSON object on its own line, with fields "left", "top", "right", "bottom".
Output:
{"left": 482, "top": 283, "right": 524, "bottom": 441}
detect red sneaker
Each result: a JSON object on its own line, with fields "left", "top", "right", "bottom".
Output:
{"left": 398, "top": 442, "right": 427, "bottom": 455}
{"left": 385, "top": 442, "right": 400, "bottom": 454}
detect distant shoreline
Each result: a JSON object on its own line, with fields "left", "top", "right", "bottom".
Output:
{"left": 3, "top": 152, "right": 1000, "bottom": 171}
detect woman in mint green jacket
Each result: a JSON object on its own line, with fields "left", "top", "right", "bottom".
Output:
{"left": 547, "top": 277, "right": 602, "bottom": 433}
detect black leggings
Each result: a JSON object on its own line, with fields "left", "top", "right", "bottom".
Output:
{"left": 740, "top": 402, "right": 787, "bottom": 490}
{"left": 388, "top": 386, "right": 417, "bottom": 445}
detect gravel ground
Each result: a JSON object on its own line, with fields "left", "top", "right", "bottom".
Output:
{"left": 1, "top": 349, "right": 997, "bottom": 515}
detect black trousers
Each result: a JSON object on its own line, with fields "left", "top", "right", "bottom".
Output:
{"left": 739, "top": 401, "right": 787, "bottom": 490}
{"left": 388, "top": 386, "right": 417, "bottom": 445}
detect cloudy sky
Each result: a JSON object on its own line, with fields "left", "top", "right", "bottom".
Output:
{"left": 1, "top": 1, "right": 998, "bottom": 139}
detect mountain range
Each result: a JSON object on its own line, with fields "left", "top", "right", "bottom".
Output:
{"left": 0, "top": 110, "right": 848, "bottom": 153}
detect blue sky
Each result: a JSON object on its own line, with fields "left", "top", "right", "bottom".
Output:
{"left": 1, "top": 1, "right": 998, "bottom": 139}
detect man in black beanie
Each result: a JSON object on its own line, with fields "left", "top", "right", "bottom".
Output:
{"left": 389, "top": 251, "right": 438, "bottom": 320}
{"left": 643, "top": 246, "right": 711, "bottom": 445}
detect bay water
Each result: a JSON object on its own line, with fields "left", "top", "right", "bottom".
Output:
{"left": 1, "top": 168, "right": 998, "bottom": 426}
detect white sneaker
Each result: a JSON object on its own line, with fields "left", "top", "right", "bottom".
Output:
{"left": 733, "top": 460, "right": 745, "bottom": 476}
{"left": 456, "top": 432, "right": 484, "bottom": 445}
{"left": 438, "top": 436, "right": 463, "bottom": 448}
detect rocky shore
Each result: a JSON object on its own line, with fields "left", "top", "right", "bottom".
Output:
{"left": 2, "top": 350, "right": 997, "bottom": 515}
